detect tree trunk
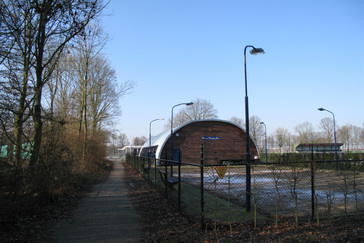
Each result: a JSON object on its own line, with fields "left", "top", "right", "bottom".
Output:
{"left": 29, "top": 13, "right": 46, "bottom": 167}
{"left": 82, "top": 58, "right": 89, "bottom": 163}
{"left": 14, "top": 66, "right": 29, "bottom": 167}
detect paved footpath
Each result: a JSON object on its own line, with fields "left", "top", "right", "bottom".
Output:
{"left": 46, "top": 158, "right": 142, "bottom": 243}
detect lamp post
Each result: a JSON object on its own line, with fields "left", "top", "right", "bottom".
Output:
{"left": 318, "top": 107, "right": 338, "bottom": 170}
{"left": 149, "top": 118, "right": 164, "bottom": 166}
{"left": 170, "top": 102, "right": 193, "bottom": 176}
{"left": 260, "top": 122, "right": 267, "bottom": 164}
{"left": 244, "top": 45, "right": 265, "bottom": 212}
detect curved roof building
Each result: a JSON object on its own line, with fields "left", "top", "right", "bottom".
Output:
{"left": 140, "top": 119, "right": 260, "bottom": 165}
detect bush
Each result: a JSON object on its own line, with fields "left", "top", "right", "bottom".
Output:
{"left": 264, "top": 152, "right": 363, "bottom": 163}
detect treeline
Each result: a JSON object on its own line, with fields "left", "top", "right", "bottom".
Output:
{"left": 233, "top": 117, "right": 364, "bottom": 153}
{"left": 0, "top": 0, "right": 133, "bottom": 202}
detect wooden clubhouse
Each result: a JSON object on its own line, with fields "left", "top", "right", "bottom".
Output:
{"left": 139, "top": 119, "right": 260, "bottom": 165}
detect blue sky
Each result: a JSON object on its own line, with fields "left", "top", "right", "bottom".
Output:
{"left": 101, "top": 0, "right": 364, "bottom": 142}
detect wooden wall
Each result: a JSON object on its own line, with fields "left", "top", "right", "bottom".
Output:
{"left": 161, "top": 120, "right": 259, "bottom": 165}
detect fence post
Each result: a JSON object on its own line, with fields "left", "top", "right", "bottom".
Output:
{"left": 246, "top": 163, "right": 251, "bottom": 212}
{"left": 154, "top": 158, "right": 157, "bottom": 187}
{"left": 164, "top": 151, "right": 168, "bottom": 199}
{"left": 147, "top": 156, "right": 150, "bottom": 182}
{"left": 178, "top": 148, "right": 181, "bottom": 211}
{"left": 141, "top": 157, "right": 144, "bottom": 175}
{"left": 311, "top": 159, "right": 315, "bottom": 222}
{"left": 200, "top": 144, "right": 204, "bottom": 228}
{"left": 310, "top": 144, "right": 315, "bottom": 222}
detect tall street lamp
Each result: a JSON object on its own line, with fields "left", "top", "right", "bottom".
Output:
{"left": 244, "top": 45, "right": 265, "bottom": 212}
{"left": 318, "top": 107, "right": 338, "bottom": 170}
{"left": 260, "top": 122, "right": 267, "bottom": 164}
{"left": 170, "top": 102, "right": 193, "bottom": 176}
{"left": 149, "top": 118, "right": 164, "bottom": 167}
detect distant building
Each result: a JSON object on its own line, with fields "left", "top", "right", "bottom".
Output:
{"left": 139, "top": 119, "right": 260, "bottom": 165}
{"left": 295, "top": 143, "right": 343, "bottom": 153}
{"left": 118, "top": 145, "right": 142, "bottom": 160}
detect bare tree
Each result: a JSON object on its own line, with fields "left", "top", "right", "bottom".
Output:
{"left": 360, "top": 123, "right": 364, "bottom": 148}
{"left": 0, "top": 0, "right": 107, "bottom": 166}
{"left": 319, "top": 117, "right": 334, "bottom": 143}
{"left": 117, "top": 132, "right": 129, "bottom": 147}
{"left": 0, "top": 0, "right": 36, "bottom": 167}
{"left": 133, "top": 136, "right": 147, "bottom": 146}
{"left": 166, "top": 98, "right": 218, "bottom": 129}
{"left": 336, "top": 124, "right": 362, "bottom": 151}
{"left": 63, "top": 23, "right": 135, "bottom": 162}
{"left": 267, "top": 134, "right": 275, "bottom": 152}
{"left": 250, "top": 115, "right": 264, "bottom": 147}
{"left": 274, "top": 127, "right": 290, "bottom": 153}
{"left": 229, "top": 116, "right": 243, "bottom": 127}
{"left": 183, "top": 98, "right": 218, "bottom": 120}
{"left": 295, "top": 121, "right": 315, "bottom": 144}
{"left": 351, "top": 125, "right": 362, "bottom": 150}
{"left": 89, "top": 61, "right": 134, "bottom": 134}
{"left": 338, "top": 125, "right": 353, "bottom": 151}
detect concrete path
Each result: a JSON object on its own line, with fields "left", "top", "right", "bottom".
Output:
{"left": 46, "top": 158, "right": 142, "bottom": 243}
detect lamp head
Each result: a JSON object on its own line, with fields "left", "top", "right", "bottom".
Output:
{"left": 318, "top": 108, "right": 325, "bottom": 111}
{"left": 186, "top": 102, "right": 194, "bottom": 106}
{"left": 250, "top": 47, "right": 265, "bottom": 55}
{"left": 260, "top": 122, "right": 264, "bottom": 125}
